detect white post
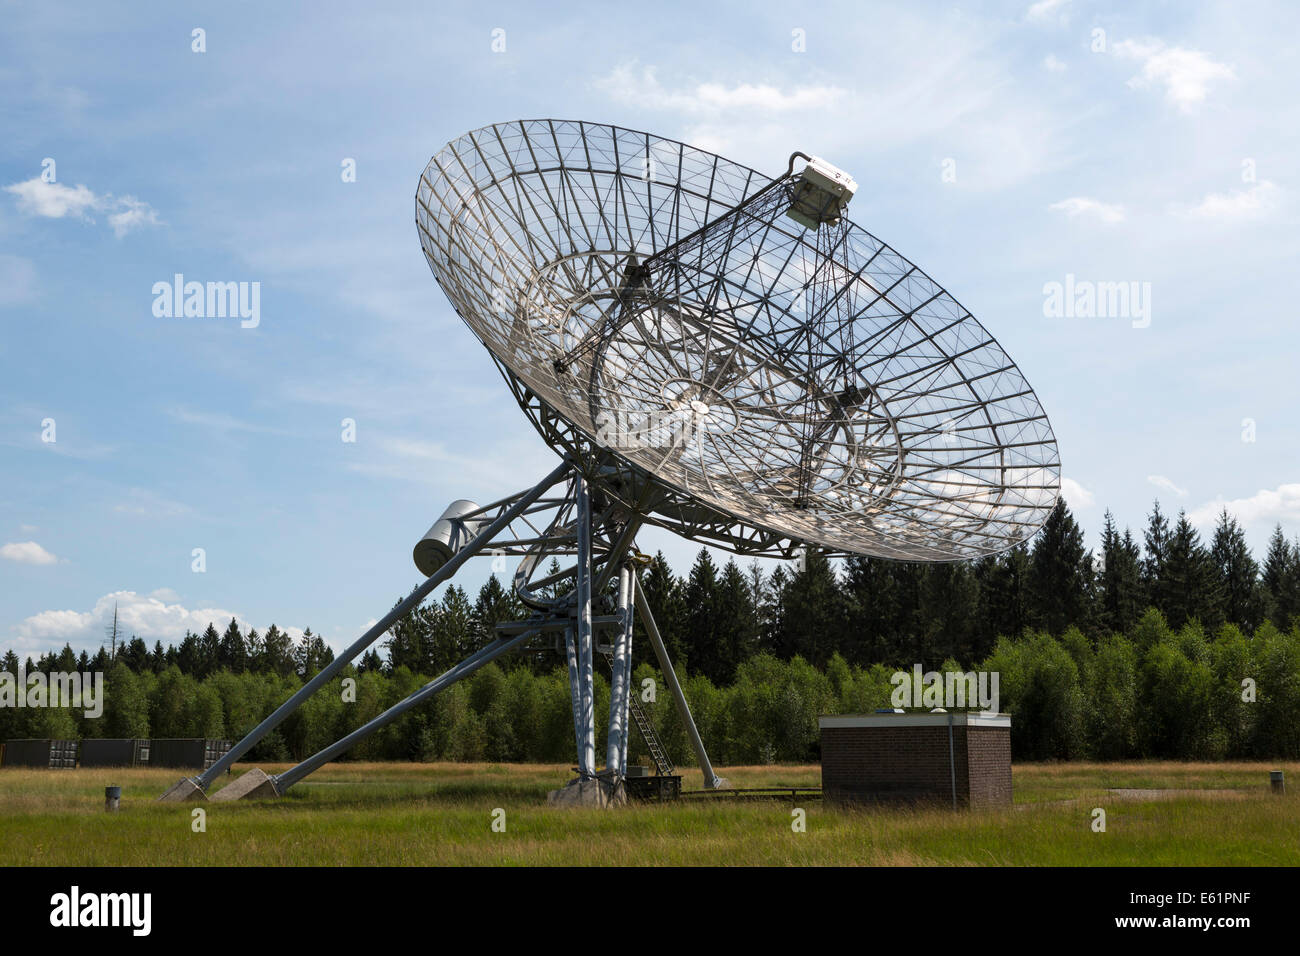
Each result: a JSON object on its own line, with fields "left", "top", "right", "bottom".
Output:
{"left": 606, "top": 565, "right": 634, "bottom": 775}
{"left": 574, "top": 476, "right": 596, "bottom": 775}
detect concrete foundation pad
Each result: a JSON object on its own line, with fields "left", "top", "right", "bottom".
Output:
{"left": 157, "top": 777, "right": 206, "bottom": 802}
{"left": 209, "top": 768, "right": 280, "bottom": 801}
{"left": 547, "top": 776, "right": 627, "bottom": 808}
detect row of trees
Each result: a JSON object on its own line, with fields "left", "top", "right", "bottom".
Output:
{"left": 4, "top": 621, "right": 336, "bottom": 686}
{"left": 383, "top": 500, "right": 1300, "bottom": 685}
{"left": 5, "top": 609, "right": 1299, "bottom": 761}
{"left": 7, "top": 497, "right": 1300, "bottom": 762}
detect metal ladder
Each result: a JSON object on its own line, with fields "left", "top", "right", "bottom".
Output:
{"left": 600, "top": 647, "right": 675, "bottom": 776}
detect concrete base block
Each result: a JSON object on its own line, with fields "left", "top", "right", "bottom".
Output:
{"left": 157, "top": 777, "right": 206, "bottom": 802}
{"left": 209, "top": 768, "right": 280, "bottom": 802}
{"left": 547, "top": 775, "right": 627, "bottom": 808}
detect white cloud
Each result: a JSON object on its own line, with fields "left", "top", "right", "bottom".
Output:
{"left": 595, "top": 63, "right": 847, "bottom": 115}
{"left": 591, "top": 14, "right": 1071, "bottom": 195}
{"left": 1188, "top": 484, "right": 1300, "bottom": 529}
{"left": 1042, "top": 55, "right": 1068, "bottom": 73}
{"left": 1147, "top": 474, "right": 1189, "bottom": 498}
{"left": 105, "top": 196, "right": 161, "bottom": 237}
{"left": 5, "top": 178, "right": 100, "bottom": 219}
{"left": 1061, "top": 477, "right": 1094, "bottom": 509}
{"left": 1186, "top": 180, "right": 1280, "bottom": 221}
{"left": 0, "top": 541, "right": 58, "bottom": 565}
{"left": 16, "top": 609, "right": 93, "bottom": 643}
{"left": 1113, "top": 39, "right": 1235, "bottom": 113}
{"left": 13, "top": 590, "right": 248, "bottom": 650}
{"left": 1026, "top": 0, "right": 1071, "bottom": 24}
{"left": 1049, "top": 196, "right": 1126, "bottom": 223}
{"left": 4, "top": 176, "right": 161, "bottom": 236}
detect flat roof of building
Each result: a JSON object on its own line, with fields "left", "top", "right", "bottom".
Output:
{"left": 819, "top": 712, "right": 1011, "bottom": 729}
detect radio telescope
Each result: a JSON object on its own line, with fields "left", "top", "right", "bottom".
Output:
{"left": 162, "top": 119, "right": 1058, "bottom": 805}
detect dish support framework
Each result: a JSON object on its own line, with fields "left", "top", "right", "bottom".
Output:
{"left": 158, "top": 459, "right": 722, "bottom": 802}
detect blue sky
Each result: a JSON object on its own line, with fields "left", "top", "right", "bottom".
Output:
{"left": 2, "top": 0, "right": 1297, "bottom": 659}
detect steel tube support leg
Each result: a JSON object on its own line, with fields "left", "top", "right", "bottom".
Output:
{"left": 190, "top": 460, "right": 571, "bottom": 791}
{"left": 272, "top": 630, "right": 538, "bottom": 793}
{"left": 563, "top": 625, "right": 584, "bottom": 765}
{"left": 574, "top": 476, "right": 596, "bottom": 776}
{"left": 605, "top": 565, "right": 633, "bottom": 776}
{"left": 591, "top": 516, "right": 642, "bottom": 597}
{"left": 633, "top": 569, "right": 723, "bottom": 790}
{"left": 618, "top": 571, "right": 638, "bottom": 776}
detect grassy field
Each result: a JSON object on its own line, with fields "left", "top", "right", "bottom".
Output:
{"left": 1, "top": 760, "right": 1297, "bottom": 866}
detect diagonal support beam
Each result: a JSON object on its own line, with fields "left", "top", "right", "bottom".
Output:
{"left": 633, "top": 568, "right": 725, "bottom": 790}
{"left": 181, "top": 460, "right": 572, "bottom": 795}
{"left": 268, "top": 628, "right": 539, "bottom": 794}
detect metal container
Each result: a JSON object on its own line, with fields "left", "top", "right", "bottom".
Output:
{"left": 80, "top": 738, "right": 150, "bottom": 767}
{"left": 1271, "top": 770, "right": 1285, "bottom": 794}
{"left": 50, "top": 739, "right": 78, "bottom": 768}
{"left": 1, "top": 738, "right": 78, "bottom": 768}
{"left": 105, "top": 785, "right": 121, "bottom": 811}
{"left": 148, "top": 738, "right": 232, "bottom": 770}
{"left": 625, "top": 774, "right": 682, "bottom": 802}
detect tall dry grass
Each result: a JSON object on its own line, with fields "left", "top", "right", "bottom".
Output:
{"left": 1, "top": 760, "right": 1296, "bottom": 866}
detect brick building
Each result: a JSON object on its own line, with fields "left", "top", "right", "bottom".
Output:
{"left": 819, "top": 712, "right": 1012, "bottom": 808}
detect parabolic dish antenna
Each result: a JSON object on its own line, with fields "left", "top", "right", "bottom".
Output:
{"left": 415, "top": 119, "right": 1059, "bottom": 561}
{"left": 162, "top": 119, "right": 1061, "bottom": 805}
